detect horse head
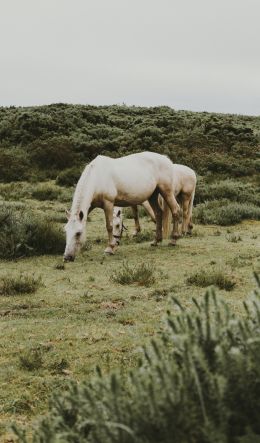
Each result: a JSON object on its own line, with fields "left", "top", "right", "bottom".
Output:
{"left": 64, "top": 210, "right": 86, "bottom": 261}
{"left": 113, "top": 207, "right": 127, "bottom": 245}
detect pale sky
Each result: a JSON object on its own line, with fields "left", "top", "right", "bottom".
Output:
{"left": 0, "top": 0, "right": 259, "bottom": 115}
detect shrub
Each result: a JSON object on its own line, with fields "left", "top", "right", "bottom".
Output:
{"left": 0, "top": 204, "right": 65, "bottom": 259}
{"left": 14, "top": 275, "right": 260, "bottom": 443}
{"left": 195, "top": 179, "right": 260, "bottom": 206}
{"left": 28, "top": 136, "right": 76, "bottom": 170}
{"left": 0, "top": 149, "right": 30, "bottom": 182}
{"left": 187, "top": 268, "right": 236, "bottom": 290}
{"left": 194, "top": 200, "right": 260, "bottom": 225}
{"left": 111, "top": 261, "right": 156, "bottom": 286}
{"left": 56, "top": 166, "right": 81, "bottom": 187}
{"left": 0, "top": 273, "right": 41, "bottom": 296}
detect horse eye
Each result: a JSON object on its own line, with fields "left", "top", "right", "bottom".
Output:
{"left": 75, "top": 232, "right": 81, "bottom": 238}
{"left": 116, "top": 224, "right": 120, "bottom": 229}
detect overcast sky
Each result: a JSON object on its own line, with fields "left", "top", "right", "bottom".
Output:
{"left": 0, "top": 0, "right": 259, "bottom": 115}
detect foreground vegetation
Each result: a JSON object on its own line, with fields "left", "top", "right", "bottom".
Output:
{"left": 14, "top": 275, "right": 260, "bottom": 443}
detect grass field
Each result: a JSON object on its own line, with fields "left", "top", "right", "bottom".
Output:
{"left": 0, "top": 196, "right": 259, "bottom": 441}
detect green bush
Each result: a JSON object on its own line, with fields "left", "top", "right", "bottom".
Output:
{"left": 0, "top": 204, "right": 65, "bottom": 258}
{"left": 56, "top": 166, "right": 81, "bottom": 187}
{"left": 0, "top": 273, "right": 41, "bottom": 296}
{"left": 194, "top": 200, "right": 260, "bottom": 225}
{"left": 195, "top": 179, "right": 260, "bottom": 206}
{"left": 0, "top": 149, "right": 30, "bottom": 182}
{"left": 28, "top": 136, "right": 76, "bottom": 170}
{"left": 14, "top": 275, "right": 260, "bottom": 443}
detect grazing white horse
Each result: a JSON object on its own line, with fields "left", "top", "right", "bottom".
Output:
{"left": 113, "top": 164, "right": 196, "bottom": 241}
{"left": 64, "top": 152, "right": 180, "bottom": 261}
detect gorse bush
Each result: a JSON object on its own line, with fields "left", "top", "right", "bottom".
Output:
{"left": 56, "top": 166, "right": 82, "bottom": 187}
{"left": 14, "top": 275, "right": 260, "bottom": 443}
{"left": 111, "top": 261, "right": 156, "bottom": 286}
{"left": 187, "top": 268, "right": 236, "bottom": 291}
{"left": 0, "top": 204, "right": 65, "bottom": 258}
{"left": 0, "top": 273, "right": 41, "bottom": 296}
{"left": 194, "top": 200, "right": 260, "bottom": 225}
{"left": 0, "top": 149, "right": 30, "bottom": 182}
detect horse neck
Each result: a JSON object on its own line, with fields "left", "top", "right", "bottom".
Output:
{"left": 71, "top": 166, "right": 96, "bottom": 216}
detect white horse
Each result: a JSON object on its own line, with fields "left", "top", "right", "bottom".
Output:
{"left": 64, "top": 152, "right": 180, "bottom": 261}
{"left": 113, "top": 164, "right": 196, "bottom": 241}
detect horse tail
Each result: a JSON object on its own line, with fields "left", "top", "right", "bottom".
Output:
{"left": 161, "top": 196, "right": 171, "bottom": 239}
{"left": 187, "top": 176, "right": 196, "bottom": 227}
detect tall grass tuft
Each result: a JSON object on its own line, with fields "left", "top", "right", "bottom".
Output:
{"left": 111, "top": 261, "right": 156, "bottom": 286}
{"left": 187, "top": 268, "right": 236, "bottom": 291}
{"left": 0, "top": 273, "right": 41, "bottom": 296}
{"left": 31, "top": 184, "right": 61, "bottom": 201}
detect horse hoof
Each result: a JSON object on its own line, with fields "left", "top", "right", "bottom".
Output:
{"left": 168, "top": 241, "right": 177, "bottom": 247}
{"left": 150, "top": 241, "right": 158, "bottom": 247}
{"left": 104, "top": 247, "right": 115, "bottom": 255}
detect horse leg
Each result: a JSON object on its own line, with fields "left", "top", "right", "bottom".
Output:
{"left": 142, "top": 201, "right": 156, "bottom": 223}
{"left": 148, "top": 192, "right": 163, "bottom": 246}
{"left": 181, "top": 194, "right": 191, "bottom": 235}
{"left": 159, "top": 190, "right": 181, "bottom": 246}
{"left": 132, "top": 205, "right": 141, "bottom": 236}
{"left": 187, "top": 190, "right": 195, "bottom": 235}
{"left": 104, "top": 201, "right": 116, "bottom": 255}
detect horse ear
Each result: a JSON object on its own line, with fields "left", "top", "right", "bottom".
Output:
{"left": 79, "top": 210, "right": 84, "bottom": 221}
{"left": 66, "top": 210, "right": 71, "bottom": 220}
{"left": 116, "top": 209, "right": 121, "bottom": 217}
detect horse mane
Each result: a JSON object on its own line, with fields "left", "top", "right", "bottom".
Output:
{"left": 71, "top": 163, "right": 94, "bottom": 215}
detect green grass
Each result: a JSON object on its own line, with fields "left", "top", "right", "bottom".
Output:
{"left": 0, "top": 203, "right": 259, "bottom": 441}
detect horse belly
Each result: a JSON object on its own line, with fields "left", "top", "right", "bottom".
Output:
{"left": 114, "top": 171, "right": 157, "bottom": 205}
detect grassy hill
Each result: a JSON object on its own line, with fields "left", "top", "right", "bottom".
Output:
{"left": 0, "top": 104, "right": 259, "bottom": 183}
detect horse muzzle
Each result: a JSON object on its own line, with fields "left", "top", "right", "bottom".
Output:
{"left": 63, "top": 254, "right": 75, "bottom": 262}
